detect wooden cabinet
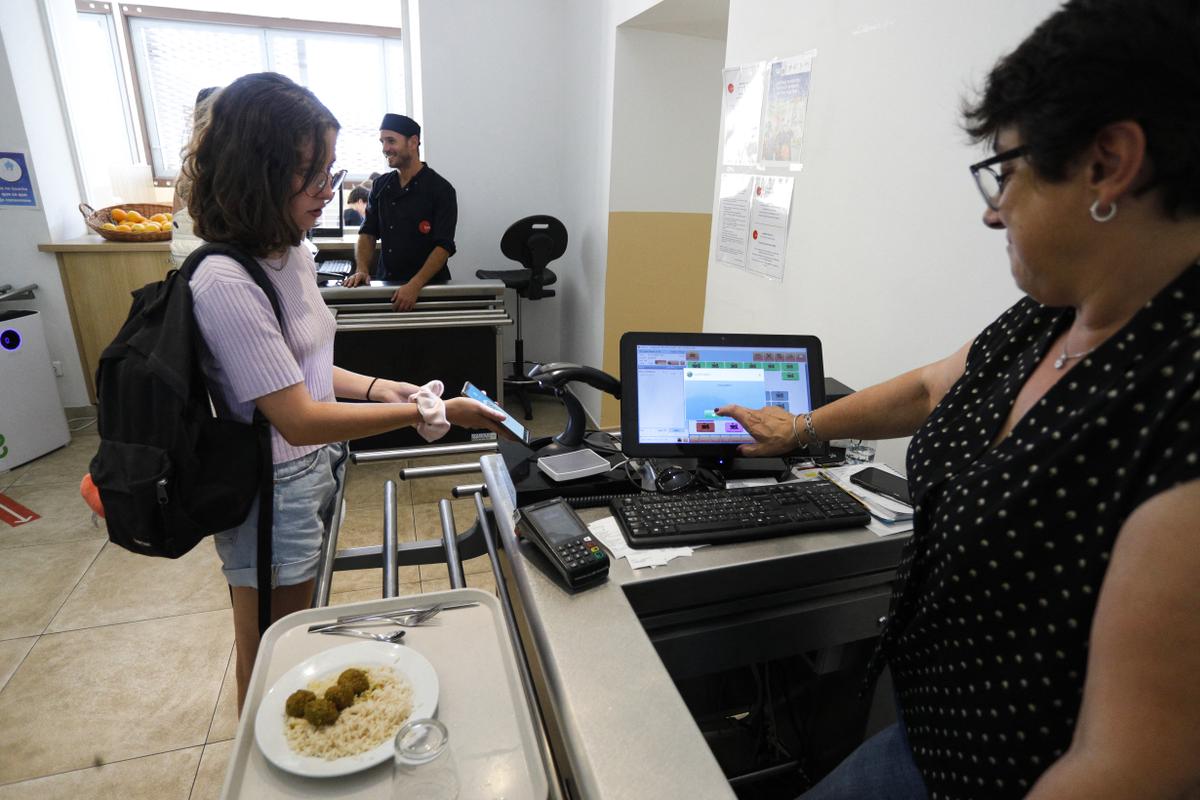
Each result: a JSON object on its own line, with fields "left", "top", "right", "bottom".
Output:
{"left": 38, "top": 237, "right": 174, "bottom": 403}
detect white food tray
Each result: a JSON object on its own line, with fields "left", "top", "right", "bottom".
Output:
{"left": 220, "top": 588, "right": 548, "bottom": 799}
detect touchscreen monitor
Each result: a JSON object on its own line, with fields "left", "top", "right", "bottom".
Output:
{"left": 310, "top": 187, "right": 344, "bottom": 238}
{"left": 619, "top": 331, "right": 825, "bottom": 459}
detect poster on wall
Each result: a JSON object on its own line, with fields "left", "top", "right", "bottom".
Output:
{"left": 0, "top": 152, "right": 36, "bottom": 208}
{"left": 720, "top": 64, "right": 766, "bottom": 167}
{"left": 746, "top": 175, "right": 795, "bottom": 280}
{"left": 760, "top": 52, "right": 816, "bottom": 166}
{"left": 716, "top": 173, "right": 753, "bottom": 269}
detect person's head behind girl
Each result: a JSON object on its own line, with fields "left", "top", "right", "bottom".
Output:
{"left": 182, "top": 72, "right": 340, "bottom": 258}
{"left": 173, "top": 86, "right": 220, "bottom": 210}
{"left": 347, "top": 186, "right": 369, "bottom": 212}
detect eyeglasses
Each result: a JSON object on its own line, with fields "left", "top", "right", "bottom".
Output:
{"left": 301, "top": 168, "right": 348, "bottom": 197}
{"left": 969, "top": 146, "right": 1028, "bottom": 210}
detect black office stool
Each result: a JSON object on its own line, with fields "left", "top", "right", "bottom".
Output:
{"left": 476, "top": 215, "right": 567, "bottom": 420}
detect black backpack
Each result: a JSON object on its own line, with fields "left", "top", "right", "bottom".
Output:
{"left": 89, "top": 242, "right": 281, "bottom": 634}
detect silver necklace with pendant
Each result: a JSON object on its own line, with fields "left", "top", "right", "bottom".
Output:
{"left": 1053, "top": 336, "right": 1095, "bottom": 369}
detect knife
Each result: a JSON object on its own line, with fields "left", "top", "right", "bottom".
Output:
{"left": 306, "top": 601, "right": 480, "bottom": 633}
{"left": 334, "top": 601, "right": 478, "bottom": 625}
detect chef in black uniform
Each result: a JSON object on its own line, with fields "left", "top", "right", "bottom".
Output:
{"left": 343, "top": 113, "right": 457, "bottom": 312}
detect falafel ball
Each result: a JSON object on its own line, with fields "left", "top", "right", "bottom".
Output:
{"left": 285, "top": 689, "right": 317, "bottom": 718}
{"left": 337, "top": 668, "right": 370, "bottom": 695}
{"left": 324, "top": 684, "right": 355, "bottom": 710}
{"left": 303, "top": 698, "right": 340, "bottom": 727}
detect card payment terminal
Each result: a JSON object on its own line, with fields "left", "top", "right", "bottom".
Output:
{"left": 515, "top": 497, "right": 609, "bottom": 590}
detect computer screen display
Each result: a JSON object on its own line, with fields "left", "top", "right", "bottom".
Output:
{"left": 619, "top": 331, "right": 825, "bottom": 459}
{"left": 311, "top": 188, "right": 344, "bottom": 238}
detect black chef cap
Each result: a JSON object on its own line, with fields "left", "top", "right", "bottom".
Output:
{"left": 380, "top": 113, "right": 420, "bottom": 138}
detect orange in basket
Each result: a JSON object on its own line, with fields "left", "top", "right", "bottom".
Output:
{"left": 79, "top": 202, "right": 173, "bottom": 243}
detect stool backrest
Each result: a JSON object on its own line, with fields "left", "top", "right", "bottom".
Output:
{"left": 501, "top": 215, "right": 567, "bottom": 300}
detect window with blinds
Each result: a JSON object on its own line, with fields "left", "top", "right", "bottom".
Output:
{"left": 124, "top": 16, "right": 405, "bottom": 181}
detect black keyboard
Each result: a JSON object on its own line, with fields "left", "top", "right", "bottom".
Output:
{"left": 610, "top": 480, "right": 871, "bottom": 548}
{"left": 316, "top": 259, "right": 354, "bottom": 277}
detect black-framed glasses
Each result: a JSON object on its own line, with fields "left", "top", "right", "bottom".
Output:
{"left": 969, "top": 146, "right": 1028, "bottom": 210}
{"left": 301, "top": 168, "right": 348, "bottom": 198}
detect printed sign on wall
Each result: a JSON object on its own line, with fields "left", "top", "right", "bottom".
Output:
{"left": 0, "top": 152, "right": 36, "bottom": 207}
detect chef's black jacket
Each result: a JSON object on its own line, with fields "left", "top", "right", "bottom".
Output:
{"left": 360, "top": 164, "right": 456, "bottom": 283}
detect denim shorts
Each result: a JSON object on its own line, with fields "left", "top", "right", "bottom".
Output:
{"left": 214, "top": 442, "right": 348, "bottom": 589}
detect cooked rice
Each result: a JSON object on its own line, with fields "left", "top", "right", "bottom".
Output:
{"left": 284, "top": 665, "right": 413, "bottom": 760}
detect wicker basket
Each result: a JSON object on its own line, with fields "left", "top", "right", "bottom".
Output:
{"left": 79, "top": 202, "right": 174, "bottom": 242}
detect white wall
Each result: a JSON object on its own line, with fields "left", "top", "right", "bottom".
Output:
{"left": 552, "top": 1, "right": 616, "bottom": 419}
{"left": 611, "top": 27, "right": 724, "bottom": 214}
{"left": 0, "top": 0, "right": 92, "bottom": 408}
{"left": 706, "top": 0, "right": 1057, "bottom": 469}
{"left": 415, "top": 0, "right": 575, "bottom": 385}
{"left": 549, "top": 0, "right": 672, "bottom": 418}
{"left": 416, "top": 0, "right": 653, "bottom": 421}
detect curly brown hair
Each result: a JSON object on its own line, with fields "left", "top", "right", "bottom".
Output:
{"left": 181, "top": 72, "right": 340, "bottom": 257}
{"left": 963, "top": 0, "right": 1200, "bottom": 219}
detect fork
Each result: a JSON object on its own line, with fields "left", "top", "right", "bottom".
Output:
{"left": 314, "top": 627, "right": 407, "bottom": 644}
{"left": 336, "top": 603, "right": 450, "bottom": 626}
{"left": 307, "top": 605, "right": 443, "bottom": 634}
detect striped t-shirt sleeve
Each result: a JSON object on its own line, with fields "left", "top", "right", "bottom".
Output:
{"left": 191, "top": 255, "right": 304, "bottom": 404}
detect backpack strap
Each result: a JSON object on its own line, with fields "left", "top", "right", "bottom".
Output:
{"left": 253, "top": 420, "right": 274, "bottom": 636}
{"left": 183, "top": 243, "right": 285, "bottom": 637}
{"left": 179, "top": 243, "right": 285, "bottom": 333}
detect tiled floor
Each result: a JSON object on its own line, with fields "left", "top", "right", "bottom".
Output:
{"left": 0, "top": 395, "right": 568, "bottom": 798}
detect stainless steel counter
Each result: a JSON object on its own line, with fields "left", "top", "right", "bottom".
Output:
{"left": 480, "top": 455, "right": 908, "bottom": 799}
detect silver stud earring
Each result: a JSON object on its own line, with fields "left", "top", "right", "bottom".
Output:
{"left": 1089, "top": 200, "right": 1117, "bottom": 223}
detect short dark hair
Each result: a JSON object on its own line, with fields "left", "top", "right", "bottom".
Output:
{"left": 368, "top": 172, "right": 382, "bottom": 181}
{"left": 963, "top": 0, "right": 1200, "bottom": 218}
{"left": 182, "top": 72, "right": 340, "bottom": 256}
{"left": 347, "top": 186, "right": 370, "bottom": 205}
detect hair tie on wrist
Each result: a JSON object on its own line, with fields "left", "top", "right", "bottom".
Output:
{"left": 366, "top": 377, "right": 380, "bottom": 401}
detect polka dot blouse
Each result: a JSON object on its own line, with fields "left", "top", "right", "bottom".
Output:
{"left": 877, "top": 262, "right": 1200, "bottom": 799}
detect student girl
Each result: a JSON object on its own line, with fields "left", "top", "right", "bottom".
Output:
{"left": 180, "top": 71, "right": 507, "bottom": 708}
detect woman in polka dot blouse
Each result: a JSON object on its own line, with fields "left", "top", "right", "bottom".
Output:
{"left": 718, "top": 1, "right": 1200, "bottom": 798}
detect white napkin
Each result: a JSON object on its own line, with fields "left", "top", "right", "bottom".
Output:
{"left": 587, "top": 516, "right": 698, "bottom": 570}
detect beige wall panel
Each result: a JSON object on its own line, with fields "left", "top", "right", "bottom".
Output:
{"left": 58, "top": 251, "right": 175, "bottom": 402}
{"left": 600, "top": 211, "right": 711, "bottom": 426}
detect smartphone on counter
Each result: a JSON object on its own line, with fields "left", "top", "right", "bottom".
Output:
{"left": 849, "top": 466, "right": 912, "bottom": 506}
{"left": 461, "top": 381, "right": 530, "bottom": 444}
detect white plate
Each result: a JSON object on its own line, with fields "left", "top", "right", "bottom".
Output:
{"left": 254, "top": 641, "right": 438, "bottom": 778}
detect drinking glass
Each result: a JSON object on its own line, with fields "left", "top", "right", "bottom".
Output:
{"left": 844, "top": 439, "right": 877, "bottom": 464}
{"left": 392, "top": 718, "right": 459, "bottom": 800}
